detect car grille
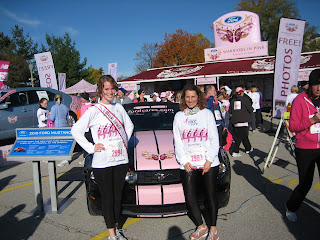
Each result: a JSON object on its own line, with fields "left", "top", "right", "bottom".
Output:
{"left": 136, "top": 169, "right": 181, "bottom": 185}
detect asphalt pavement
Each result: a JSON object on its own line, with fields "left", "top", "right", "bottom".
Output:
{"left": 0, "top": 116, "right": 319, "bottom": 240}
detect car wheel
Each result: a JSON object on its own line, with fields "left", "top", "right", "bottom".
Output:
{"left": 68, "top": 111, "right": 77, "bottom": 127}
{"left": 86, "top": 194, "right": 99, "bottom": 216}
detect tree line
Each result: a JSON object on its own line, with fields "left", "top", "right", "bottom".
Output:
{"left": 0, "top": 25, "right": 104, "bottom": 88}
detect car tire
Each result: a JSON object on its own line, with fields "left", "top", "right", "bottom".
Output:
{"left": 86, "top": 194, "right": 99, "bottom": 216}
{"left": 68, "top": 111, "right": 77, "bottom": 127}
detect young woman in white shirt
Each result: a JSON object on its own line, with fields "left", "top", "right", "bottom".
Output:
{"left": 173, "top": 84, "right": 220, "bottom": 240}
{"left": 71, "top": 75, "right": 134, "bottom": 240}
{"left": 37, "top": 98, "right": 48, "bottom": 128}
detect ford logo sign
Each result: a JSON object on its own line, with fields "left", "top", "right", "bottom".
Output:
{"left": 20, "top": 131, "right": 26, "bottom": 135}
{"left": 225, "top": 16, "right": 242, "bottom": 24}
{"left": 211, "top": 49, "right": 218, "bottom": 53}
{"left": 289, "top": 23, "right": 295, "bottom": 26}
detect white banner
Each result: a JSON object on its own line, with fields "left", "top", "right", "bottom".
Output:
{"left": 58, "top": 72, "right": 66, "bottom": 91}
{"left": 34, "top": 52, "right": 58, "bottom": 90}
{"left": 196, "top": 77, "right": 217, "bottom": 85}
{"left": 273, "top": 18, "right": 305, "bottom": 118}
{"left": 298, "top": 71, "right": 311, "bottom": 81}
{"left": 108, "top": 62, "right": 117, "bottom": 81}
{"left": 0, "top": 60, "right": 10, "bottom": 90}
{"left": 121, "top": 83, "right": 137, "bottom": 91}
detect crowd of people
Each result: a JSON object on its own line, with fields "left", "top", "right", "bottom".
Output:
{"left": 35, "top": 69, "right": 320, "bottom": 239}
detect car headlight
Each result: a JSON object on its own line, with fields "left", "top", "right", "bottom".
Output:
{"left": 219, "top": 163, "right": 227, "bottom": 174}
{"left": 125, "top": 171, "right": 138, "bottom": 184}
{"left": 90, "top": 171, "right": 95, "bottom": 180}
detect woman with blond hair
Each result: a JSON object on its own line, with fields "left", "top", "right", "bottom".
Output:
{"left": 71, "top": 75, "right": 133, "bottom": 240}
{"left": 173, "top": 84, "right": 220, "bottom": 240}
{"left": 285, "top": 85, "right": 299, "bottom": 107}
{"left": 250, "top": 87, "right": 261, "bottom": 131}
{"left": 48, "top": 93, "right": 69, "bottom": 127}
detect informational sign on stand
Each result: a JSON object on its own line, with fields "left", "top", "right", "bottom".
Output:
{"left": 7, "top": 128, "right": 76, "bottom": 214}
{"left": 8, "top": 128, "right": 75, "bottom": 160}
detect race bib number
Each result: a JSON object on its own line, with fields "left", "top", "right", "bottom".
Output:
{"left": 106, "top": 140, "right": 126, "bottom": 162}
{"left": 234, "top": 101, "right": 241, "bottom": 110}
{"left": 186, "top": 147, "right": 206, "bottom": 168}
{"left": 310, "top": 123, "right": 320, "bottom": 134}
{"left": 309, "top": 114, "right": 320, "bottom": 134}
{"left": 214, "top": 110, "right": 222, "bottom": 121}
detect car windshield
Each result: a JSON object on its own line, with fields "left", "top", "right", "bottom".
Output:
{"left": 0, "top": 90, "right": 15, "bottom": 103}
{"left": 124, "top": 102, "right": 180, "bottom": 131}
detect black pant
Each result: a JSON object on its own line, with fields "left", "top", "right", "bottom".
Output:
{"left": 181, "top": 166, "right": 219, "bottom": 227}
{"left": 286, "top": 148, "right": 320, "bottom": 212}
{"left": 93, "top": 164, "right": 128, "bottom": 228}
{"left": 217, "top": 124, "right": 223, "bottom": 147}
{"left": 233, "top": 126, "right": 251, "bottom": 153}
{"left": 251, "top": 110, "right": 261, "bottom": 130}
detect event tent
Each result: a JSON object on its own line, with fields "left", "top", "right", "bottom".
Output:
{"left": 85, "top": 84, "right": 97, "bottom": 93}
{"left": 118, "top": 51, "right": 320, "bottom": 84}
{"left": 62, "top": 79, "right": 95, "bottom": 94}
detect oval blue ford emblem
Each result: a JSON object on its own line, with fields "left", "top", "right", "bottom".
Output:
{"left": 225, "top": 16, "right": 242, "bottom": 24}
{"left": 211, "top": 49, "right": 218, "bottom": 53}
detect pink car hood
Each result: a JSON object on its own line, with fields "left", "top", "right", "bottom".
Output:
{"left": 133, "top": 130, "right": 185, "bottom": 209}
{"left": 134, "top": 130, "right": 179, "bottom": 170}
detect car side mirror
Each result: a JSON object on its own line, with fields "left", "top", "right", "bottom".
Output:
{"left": 0, "top": 102, "right": 9, "bottom": 110}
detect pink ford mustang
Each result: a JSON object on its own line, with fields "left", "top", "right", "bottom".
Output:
{"left": 84, "top": 102, "right": 231, "bottom": 217}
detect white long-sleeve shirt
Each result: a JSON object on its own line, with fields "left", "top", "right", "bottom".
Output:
{"left": 71, "top": 103, "right": 134, "bottom": 168}
{"left": 249, "top": 92, "right": 261, "bottom": 112}
{"left": 285, "top": 93, "right": 298, "bottom": 106}
{"left": 173, "top": 108, "right": 220, "bottom": 170}
{"left": 37, "top": 108, "right": 48, "bottom": 128}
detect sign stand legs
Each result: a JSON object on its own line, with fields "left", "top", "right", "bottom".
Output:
{"left": 48, "top": 161, "right": 59, "bottom": 213}
{"left": 30, "top": 160, "right": 76, "bottom": 215}
{"left": 32, "top": 161, "right": 44, "bottom": 213}
{"left": 263, "top": 117, "right": 284, "bottom": 172}
{"left": 263, "top": 117, "right": 295, "bottom": 172}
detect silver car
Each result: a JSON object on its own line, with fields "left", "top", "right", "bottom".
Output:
{"left": 0, "top": 87, "right": 81, "bottom": 140}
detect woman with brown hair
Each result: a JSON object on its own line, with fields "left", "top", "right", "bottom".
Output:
{"left": 133, "top": 88, "right": 147, "bottom": 102}
{"left": 71, "top": 75, "right": 134, "bottom": 239}
{"left": 173, "top": 84, "right": 220, "bottom": 240}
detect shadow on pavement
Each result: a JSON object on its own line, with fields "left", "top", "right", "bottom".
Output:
{"left": 1, "top": 196, "right": 44, "bottom": 239}
{"left": 57, "top": 167, "right": 84, "bottom": 200}
{"left": 232, "top": 160, "right": 320, "bottom": 240}
{"left": 166, "top": 225, "right": 188, "bottom": 240}
{"left": 247, "top": 148, "right": 268, "bottom": 172}
{"left": 0, "top": 175, "right": 16, "bottom": 191}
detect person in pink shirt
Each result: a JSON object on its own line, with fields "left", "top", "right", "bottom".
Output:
{"left": 285, "top": 69, "right": 320, "bottom": 222}
{"left": 80, "top": 92, "right": 93, "bottom": 116}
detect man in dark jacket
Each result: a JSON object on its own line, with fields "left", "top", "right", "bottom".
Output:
{"left": 229, "top": 87, "right": 254, "bottom": 157}
{"left": 205, "top": 85, "right": 225, "bottom": 146}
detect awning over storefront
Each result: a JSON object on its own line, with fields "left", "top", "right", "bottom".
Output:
{"left": 119, "top": 51, "right": 320, "bottom": 83}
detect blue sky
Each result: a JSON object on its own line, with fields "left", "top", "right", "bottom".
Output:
{"left": 0, "top": 0, "right": 319, "bottom": 78}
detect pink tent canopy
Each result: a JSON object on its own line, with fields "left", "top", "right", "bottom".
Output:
{"left": 62, "top": 79, "right": 95, "bottom": 94}
{"left": 85, "top": 84, "right": 97, "bottom": 93}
